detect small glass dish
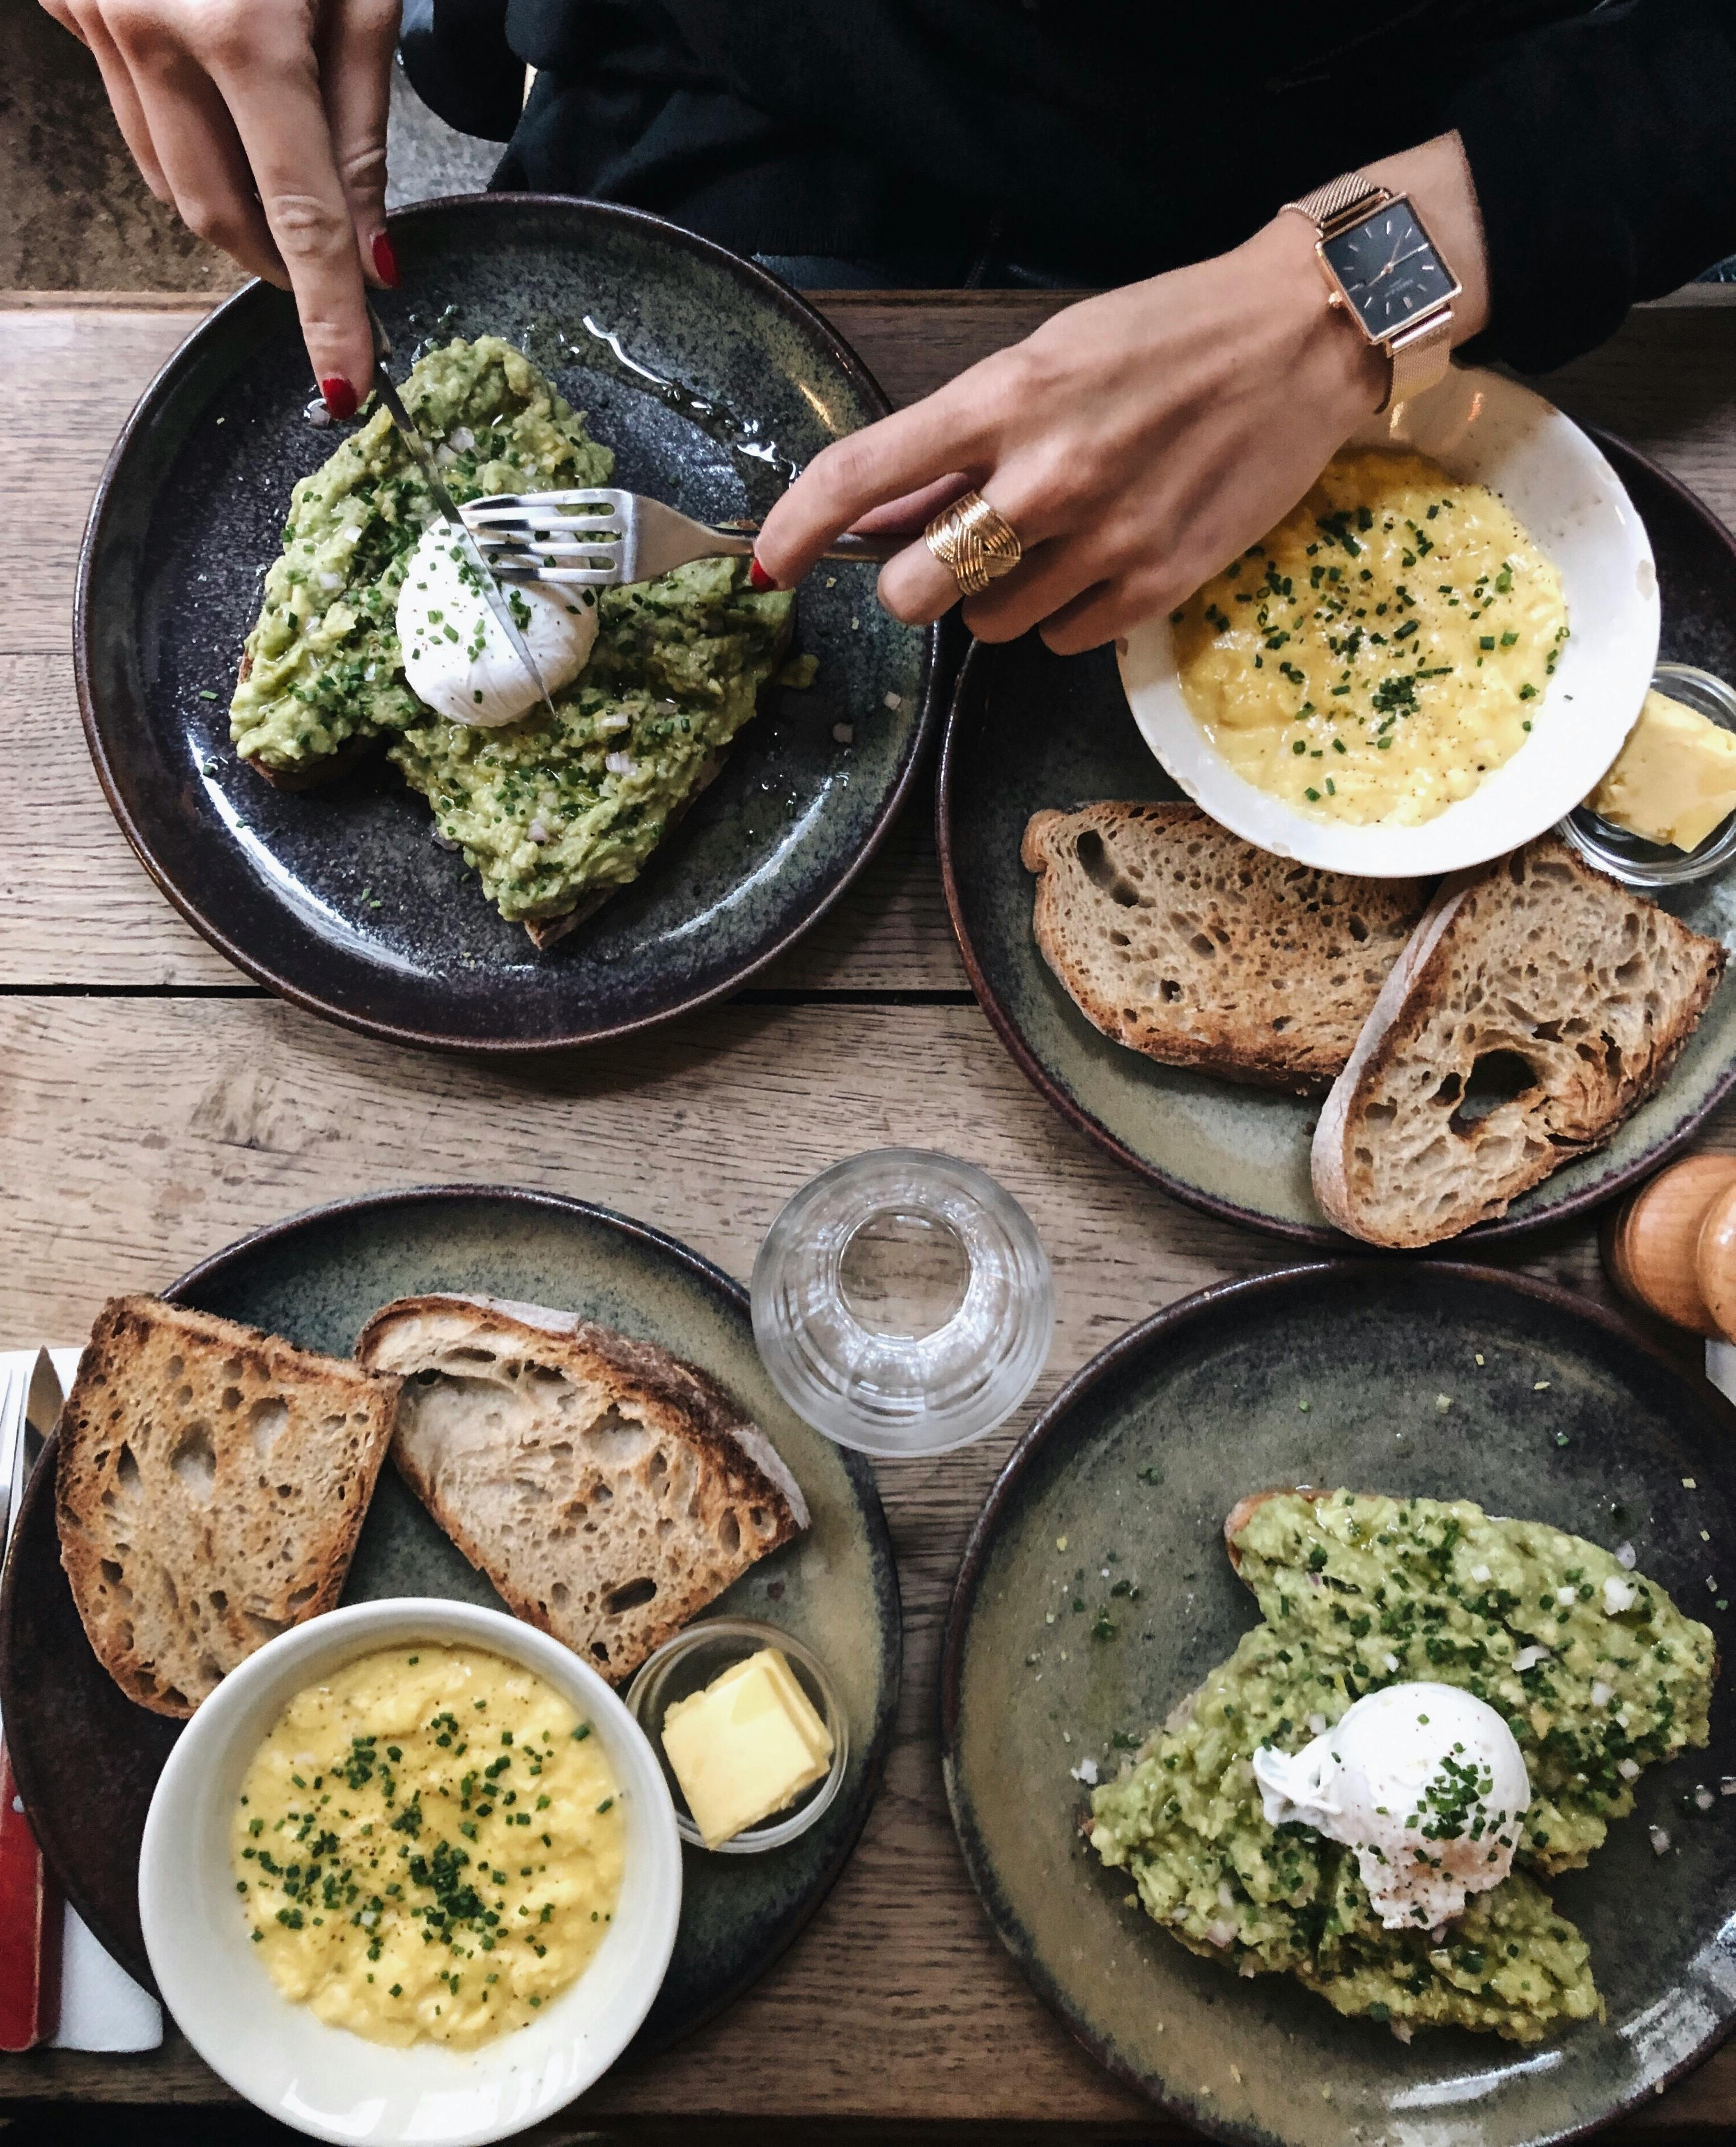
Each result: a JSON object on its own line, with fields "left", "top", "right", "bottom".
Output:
{"left": 751, "top": 1149, "right": 1053, "bottom": 1458}
{"left": 1559, "top": 661, "right": 1736, "bottom": 888}
{"left": 623, "top": 1618, "right": 848, "bottom": 1855}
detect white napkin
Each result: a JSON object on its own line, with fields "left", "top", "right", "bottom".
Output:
{"left": 1, "top": 1347, "right": 162, "bottom": 2052}
{"left": 1707, "top": 1339, "right": 1736, "bottom": 1407}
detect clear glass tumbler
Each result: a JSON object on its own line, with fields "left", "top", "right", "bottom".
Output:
{"left": 751, "top": 1149, "right": 1053, "bottom": 1458}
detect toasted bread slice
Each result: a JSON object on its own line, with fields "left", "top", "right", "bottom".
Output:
{"left": 1021, "top": 801, "right": 1429, "bottom": 1091}
{"left": 56, "top": 1296, "right": 401, "bottom": 1717}
{"left": 1312, "top": 840, "right": 1725, "bottom": 1247}
{"left": 356, "top": 1294, "right": 808, "bottom": 1681}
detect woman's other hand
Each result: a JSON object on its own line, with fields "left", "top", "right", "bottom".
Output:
{"left": 40, "top": 0, "right": 401, "bottom": 414}
{"left": 755, "top": 134, "right": 1490, "bottom": 656}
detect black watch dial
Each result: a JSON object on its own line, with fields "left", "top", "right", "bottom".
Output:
{"left": 1322, "top": 201, "right": 1455, "bottom": 340}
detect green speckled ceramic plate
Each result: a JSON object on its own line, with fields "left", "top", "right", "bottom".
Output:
{"left": 79, "top": 195, "right": 937, "bottom": 1052}
{"left": 938, "top": 436, "right": 1736, "bottom": 1246}
{"left": 941, "top": 1261, "right": 1736, "bottom": 2147}
{"left": 0, "top": 1187, "right": 900, "bottom": 2057}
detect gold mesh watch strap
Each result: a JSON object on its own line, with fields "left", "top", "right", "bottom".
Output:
{"left": 1283, "top": 170, "right": 1388, "bottom": 235}
{"left": 1384, "top": 312, "right": 1454, "bottom": 410}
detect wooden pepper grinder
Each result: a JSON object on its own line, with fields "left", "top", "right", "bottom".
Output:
{"left": 1603, "top": 1154, "right": 1736, "bottom": 1337}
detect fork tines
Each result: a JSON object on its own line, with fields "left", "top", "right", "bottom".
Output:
{"left": 462, "top": 489, "right": 625, "bottom": 585}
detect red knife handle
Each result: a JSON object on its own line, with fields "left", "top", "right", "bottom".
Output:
{"left": 0, "top": 1742, "right": 60, "bottom": 2049}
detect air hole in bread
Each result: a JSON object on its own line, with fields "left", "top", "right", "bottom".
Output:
{"left": 249, "top": 1398, "right": 288, "bottom": 1458}
{"left": 717, "top": 1511, "right": 741, "bottom": 1556}
{"left": 590, "top": 1641, "right": 610, "bottom": 1664}
{"left": 220, "top": 1386, "right": 243, "bottom": 1413}
{"left": 1189, "top": 933, "right": 1216, "bottom": 959}
{"left": 582, "top": 1407, "right": 651, "bottom": 1468}
{"left": 1347, "top": 915, "right": 1370, "bottom": 943}
{"left": 115, "top": 1442, "right": 144, "bottom": 1505}
{"left": 117, "top": 1621, "right": 134, "bottom": 1652}
{"left": 220, "top": 1358, "right": 245, "bottom": 1383}
{"left": 99, "top": 1558, "right": 124, "bottom": 1587}
{"left": 602, "top": 1576, "right": 657, "bottom": 1615}
{"left": 657, "top": 1517, "right": 673, "bottom": 1539}
{"left": 447, "top": 1348, "right": 497, "bottom": 1366}
{"left": 1448, "top": 1050, "right": 1537, "bottom": 1136}
{"left": 648, "top": 1450, "right": 669, "bottom": 1489}
{"left": 1074, "top": 829, "right": 1141, "bottom": 907}
{"left": 551, "top": 1582, "right": 569, "bottom": 1609}
{"left": 164, "top": 1355, "right": 184, "bottom": 1382}
{"left": 244, "top": 1614, "right": 288, "bottom": 1646}
{"left": 173, "top": 1384, "right": 194, "bottom": 1409}
{"left": 1109, "top": 930, "right": 1130, "bottom": 948}
{"left": 1160, "top": 979, "right": 1181, "bottom": 1002}
{"left": 287, "top": 1586, "right": 316, "bottom": 1613}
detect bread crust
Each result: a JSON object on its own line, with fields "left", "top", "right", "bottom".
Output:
{"left": 1312, "top": 840, "right": 1726, "bottom": 1247}
{"left": 355, "top": 1293, "right": 808, "bottom": 1680}
{"left": 56, "top": 1295, "right": 400, "bottom": 1717}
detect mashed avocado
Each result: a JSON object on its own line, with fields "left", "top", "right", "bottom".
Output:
{"left": 230, "top": 336, "right": 794, "bottom": 927}
{"left": 1089, "top": 1492, "right": 1716, "bottom": 2043}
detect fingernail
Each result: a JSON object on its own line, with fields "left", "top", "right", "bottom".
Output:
{"left": 749, "top": 557, "right": 778, "bottom": 592}
{"left": 371, "top": 230, "right": 399, "bottom": 288}
{"left": 320, "top": 375, "right": 358, "bottom": 422}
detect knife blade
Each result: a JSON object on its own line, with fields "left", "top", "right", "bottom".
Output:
{"left": 364, "top": 305, "right": 558, "bottom": 723}
{"left": 0, "top": 1351, "right": 63, "bottom": 2052}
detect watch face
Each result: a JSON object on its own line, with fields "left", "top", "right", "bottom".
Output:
{"left": 1322, "top": 201, "right": 1456, "bottom": 339}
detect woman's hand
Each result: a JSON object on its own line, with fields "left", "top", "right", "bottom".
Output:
{"left": 755, "top": 134, "right": 1490, "bottom": 656}
{"left": 40, "top": 0, "right": 401, "bottom": 414}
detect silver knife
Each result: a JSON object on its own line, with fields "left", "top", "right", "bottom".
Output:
{"left": 364, "top": 305, "right": 558, "bottom": 723}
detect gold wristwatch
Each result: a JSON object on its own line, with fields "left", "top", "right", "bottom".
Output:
{"left": 1282, "top": 170, "right": 1460, "bottom": 413}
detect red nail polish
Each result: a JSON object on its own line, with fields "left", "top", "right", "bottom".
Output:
{"left": 749, "top": 557, "right": 777, "bottom": 592}
{"left": 320, "top": 375, "right": 358, "bottom": 421}
{"left": 371, "top": 230, "right": 399, "bottom": 288}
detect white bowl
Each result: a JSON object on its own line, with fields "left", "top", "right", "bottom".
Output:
{"left": 139, "top": 1600, "right": 682, "bottom": 2147}
{"left": 1117, "top": 366, "right": 1660, "bottom": 877}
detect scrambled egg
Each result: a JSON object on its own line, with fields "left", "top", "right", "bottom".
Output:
{"left": 232, "top": 1644, "right": 625, "bottom": 2048}
{"left": 1173, "top": 449, "right": 1567, "bottom": 827}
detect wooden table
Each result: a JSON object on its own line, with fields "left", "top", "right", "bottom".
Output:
{"left": 4, "top": 288, "right": 1736, "bottom": 2142}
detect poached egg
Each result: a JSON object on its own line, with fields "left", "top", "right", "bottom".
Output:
{"left": 396, "top": 523, "right": 598, "bottom": 726}
{"left": 1252, "top": 1681, "right": 1530, "bottom": 1930}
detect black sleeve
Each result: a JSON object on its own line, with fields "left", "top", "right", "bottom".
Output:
{"left": 398, "top": 0, "right": 524, "bottom": 145}
{"left": 1447, "top": 0, "right": 1736, "bottom": 374}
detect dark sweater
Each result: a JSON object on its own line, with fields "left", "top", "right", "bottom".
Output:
{"left": 402, "top": 0, "right": 1736, "bottom": 372}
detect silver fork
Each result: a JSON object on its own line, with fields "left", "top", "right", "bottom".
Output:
{"left": 459, "top": 488, "right": 906, "bottom": 588}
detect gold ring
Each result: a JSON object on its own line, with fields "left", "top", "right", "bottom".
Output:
{"left": 924, "top": 491, "right": 1023, "bottom": 598}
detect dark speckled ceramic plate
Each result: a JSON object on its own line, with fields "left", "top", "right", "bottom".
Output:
{"left": 0, "top": 1187, "right": 900, "bottom": 2059}
{"left": 939, "top": 435, "right": 1736, "bottom": 1246}
{"left": 79, "top": 195, "right": 936, "bottom": 1051}
{"left": 941, "top": 1262, "right": 1736, "bottom": 2147}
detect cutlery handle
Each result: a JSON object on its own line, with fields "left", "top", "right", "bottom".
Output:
{"left": 0, "top": 1742, "right": 60, "bottom": 2050}
{"left": 817, "top": 533, "right": 909, "bottom": 564}
{"left": 711, "top": 524, "right": 910, "bottom": 566}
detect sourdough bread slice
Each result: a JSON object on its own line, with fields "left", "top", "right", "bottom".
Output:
{"left": 355, "top": 1294, "right": 808, "bottom": 1681}
{"left": 1022, "top": 801, "right": 1429, "bottom": 1091}
{"left": 56, "top": 1296, "right": 401, "bottom": 1717}
{"left": 1312, "top": 839, "right": 1725, "bottom": 1247}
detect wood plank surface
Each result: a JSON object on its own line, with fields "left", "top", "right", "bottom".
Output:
{"left": 0, "top": 990, "right": 1730, "bottom": 2133}
{"left": 6, "top": 297, "right": 1736, "bottom": 995}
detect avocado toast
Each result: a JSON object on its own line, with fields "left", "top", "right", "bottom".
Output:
{"left": 1087, "top": 1490, "right": 1715, "bottom": 2041}
{"left": 230, "top": 335, "right": 795, "bottom": 943}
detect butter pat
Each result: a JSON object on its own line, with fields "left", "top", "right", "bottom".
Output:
{"left": 661, "top": 1648, "right": 834, "bottom": 1849}
{"left": 1589, "top": 688, "right": 1736, "bottom": 851}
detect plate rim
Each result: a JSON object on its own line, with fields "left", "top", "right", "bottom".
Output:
{"left": 0, "top": 1181, "right": 903, "bottom": 2045}
{"left": 936, "top": 429, "right": 1736, "bottom": 1250}
{"left": 937, "top": 1256, "right": 1736, "bottom": 2147}
{"left": 74, "top": 192, "right": 943, "bottom": 1055}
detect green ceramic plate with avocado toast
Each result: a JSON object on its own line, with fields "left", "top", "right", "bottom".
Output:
{"left": 941, "top": 1261, "right": 1736, "bottom": 2147}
